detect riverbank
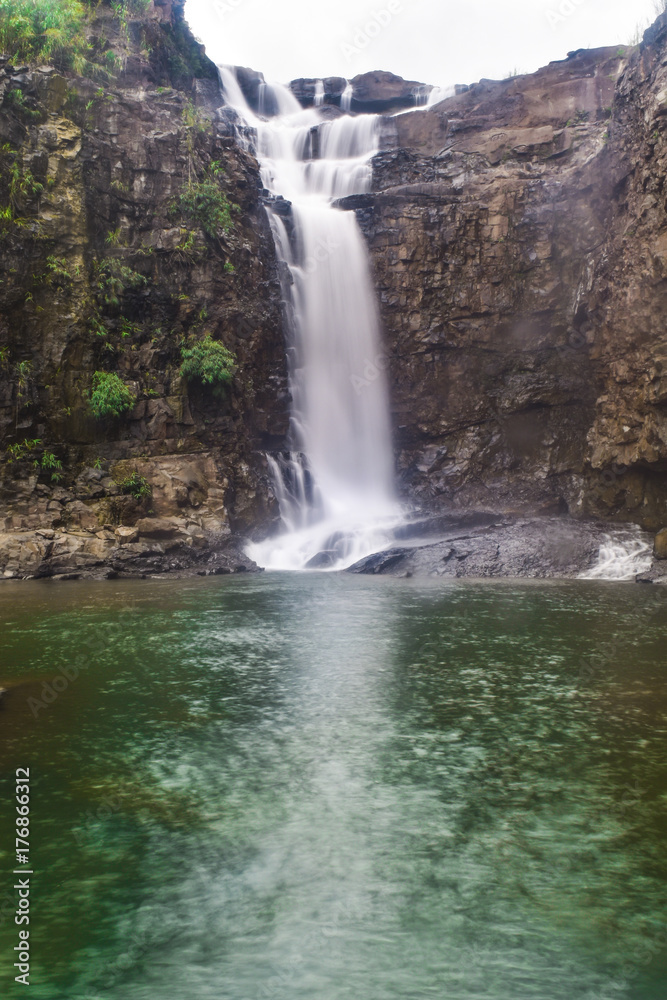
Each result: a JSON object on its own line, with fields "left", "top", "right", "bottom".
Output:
{"left": 2, "top": 512, "right": 666, "bottom": 581}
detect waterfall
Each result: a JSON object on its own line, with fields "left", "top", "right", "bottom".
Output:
{"left": 579, "top": 528, "right": 653, "bottom": 581}
{"left": 426, "top": 85, "right": 455, "bottom": 106}
{"left": 218, "top": 67, "right": 402, "bottom": 571}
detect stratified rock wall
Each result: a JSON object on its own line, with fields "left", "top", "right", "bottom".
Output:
{"left": 0, "top": 0, "right": 289, "bottom": 578}
{"left": 353, "top": 29, "right": 667, "bottom": 530}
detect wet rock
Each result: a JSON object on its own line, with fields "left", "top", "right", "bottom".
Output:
{"left": 290, "top": 76, "right": 347, "bottom": 108}
{"left": 232, "top": 65, "right": 266, "bottom": 112}
{"left": 348, "top": 71, "right": 425, "bottom": 113}
{"left": 305, "top": 550, "right": 337, "bottom": 569}
{"left": 348, "top": 517, "right": 616, "bottom": 579}
{"left": 654, "top": 529, "right": 667, "bottom": 559}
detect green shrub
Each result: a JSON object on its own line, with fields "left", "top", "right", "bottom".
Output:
{"left": 0, "top": 0, "right": 152, "bottom": 73}
{"left": 182, "top": 99, "right": 207, "bottom": 140}
{"left": 94, "top": 259, "right": 147, "bottom": 309}
{"left": 46, "top": 255, "right": 77, "bottom": 289}
{"left": 4, "top": 88, "right": 41, "bottom": 121}
{"left": 174, "top": 165, "right": 235, "bottom": 238}
{"left": 90, "top": 371, "right": 135, "bottom": 419}
{"left": 40, "top": 450, "right": 63, "bottom": 481}
{"left": 1, "top": 155, "right": 44, "bottom": 225}
{"left": 179, "top": 335, "right": 236, "bottom": 390}
{"left": 0, "top": 0, "right": 91, "bottom": 72}
{"left": 116, "top": 470, "right": 151, "bottom": 500}
{"left": 5, "top": 439, "right": 62, "bottom": 480}
{"left": 116, "top": 0, "right": 151, "bottom": 14}
{"left": 6, "top": 437, "right": 41, "bottom": 462}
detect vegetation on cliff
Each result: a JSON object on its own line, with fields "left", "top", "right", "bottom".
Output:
{"left": 0, "top": 0, "right": 151, "bottom": 74}
{"left": 179, "top": 335, "right": 237, "bottom": 393}
{"left": 0, "top": 0, "right": 217, "bottom": 84}
{"left": 89, "top": 371, "right": 136, "bottom": 419}
{"left": 0, "top": 0, "right": 285, "bottom": 581}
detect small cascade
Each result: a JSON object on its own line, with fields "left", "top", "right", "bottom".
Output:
{"left": 219, "top": 66, "right": 402, "bottom": 571}
{"left": 580, "top": 528, "right": 653, "bottom": 581}
{"left": 266, "top": 453, "right": 323, "bottom": 533}
{"left": 314, "top": 79, "right": 324, "bottom": 107}
{"left": 341, "top": 82, "right": 353, "bottom": 111}
{"left": 426, "top": 84, "right": 455, "bottom": 106}
{"left": 217, "top": 65, "right": 249, "bottom": 111}
{"left": 393, "top": 83, "right": 455, "bottom": 117}
{"left": 257, "top": 80, "right": 302, "bottom": 117}
{"left": 412, "top": 84, "right": 431, "bottom": 107}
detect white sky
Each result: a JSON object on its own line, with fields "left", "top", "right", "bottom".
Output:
{"left": 184, "top": 0, "right": 662, "bottom": 88}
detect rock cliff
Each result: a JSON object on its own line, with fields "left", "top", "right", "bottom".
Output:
{"left": 0, "top": 0, "right": 289, "bottom": 579}
{"left": 350, "top": 26, "right": 667, "bottom": 537}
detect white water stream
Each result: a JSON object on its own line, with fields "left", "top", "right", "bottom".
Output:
{"left": 579, "top": 528, "right": 653, "bottom": 582}
{"left": 218, "top": 69, "right": 402, "bottom": 570}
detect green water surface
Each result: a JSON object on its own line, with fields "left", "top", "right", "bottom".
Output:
{"left": 0, "top": 574, "right": 665, "bottom": 999}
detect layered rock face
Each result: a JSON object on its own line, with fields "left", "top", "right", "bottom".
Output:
{"left": 0, "top": 1, "right": 289, "bottom": 578}
{"left": 350, "top": 28, "right": 667, "bottom": 531}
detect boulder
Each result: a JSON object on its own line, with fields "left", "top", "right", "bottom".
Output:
{"left": 654, "top": 529, "right": 667, "bottom": 559}
{"left": 114, "top": 525, "right": 140, "bottom": 544}
{"left": 63, "top": 501, "right": 100, "bottom": 533}
{"left": 135, "top": 517, "right": 185, "bottom": 539}
{"left": 348, "top": 71, "right": 425, "bottom": 113}
{"left": 347, "top": 517, "right": 618, "bottom": 579}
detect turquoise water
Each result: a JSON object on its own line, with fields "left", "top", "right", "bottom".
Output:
{"left": 0, "top": 575, "right": 666, "bottom": 999}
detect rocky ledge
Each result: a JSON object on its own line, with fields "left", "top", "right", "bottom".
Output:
{"left": 0, "top": 452, "right": 260, "bottom": 579}
{"left": 348, "top": 515, "right": 667, "bottom": 582}
{"left": 290, "top": 71, "right": 429, "bottom": 113}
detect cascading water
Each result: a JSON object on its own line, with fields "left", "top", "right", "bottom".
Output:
{"left": 218, "top": 68, "right": 402, "bottom": 570}
{"left": 579, "top": 528, "right": 653, "bottom": 581}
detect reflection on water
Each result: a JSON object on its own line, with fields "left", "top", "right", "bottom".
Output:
{"left": 0, "top": 576, "right": 666, "bottom": 999}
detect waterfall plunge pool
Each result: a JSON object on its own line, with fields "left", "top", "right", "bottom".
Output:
{"left": 0, "top": 573, "right": 666, "bottom": 998}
